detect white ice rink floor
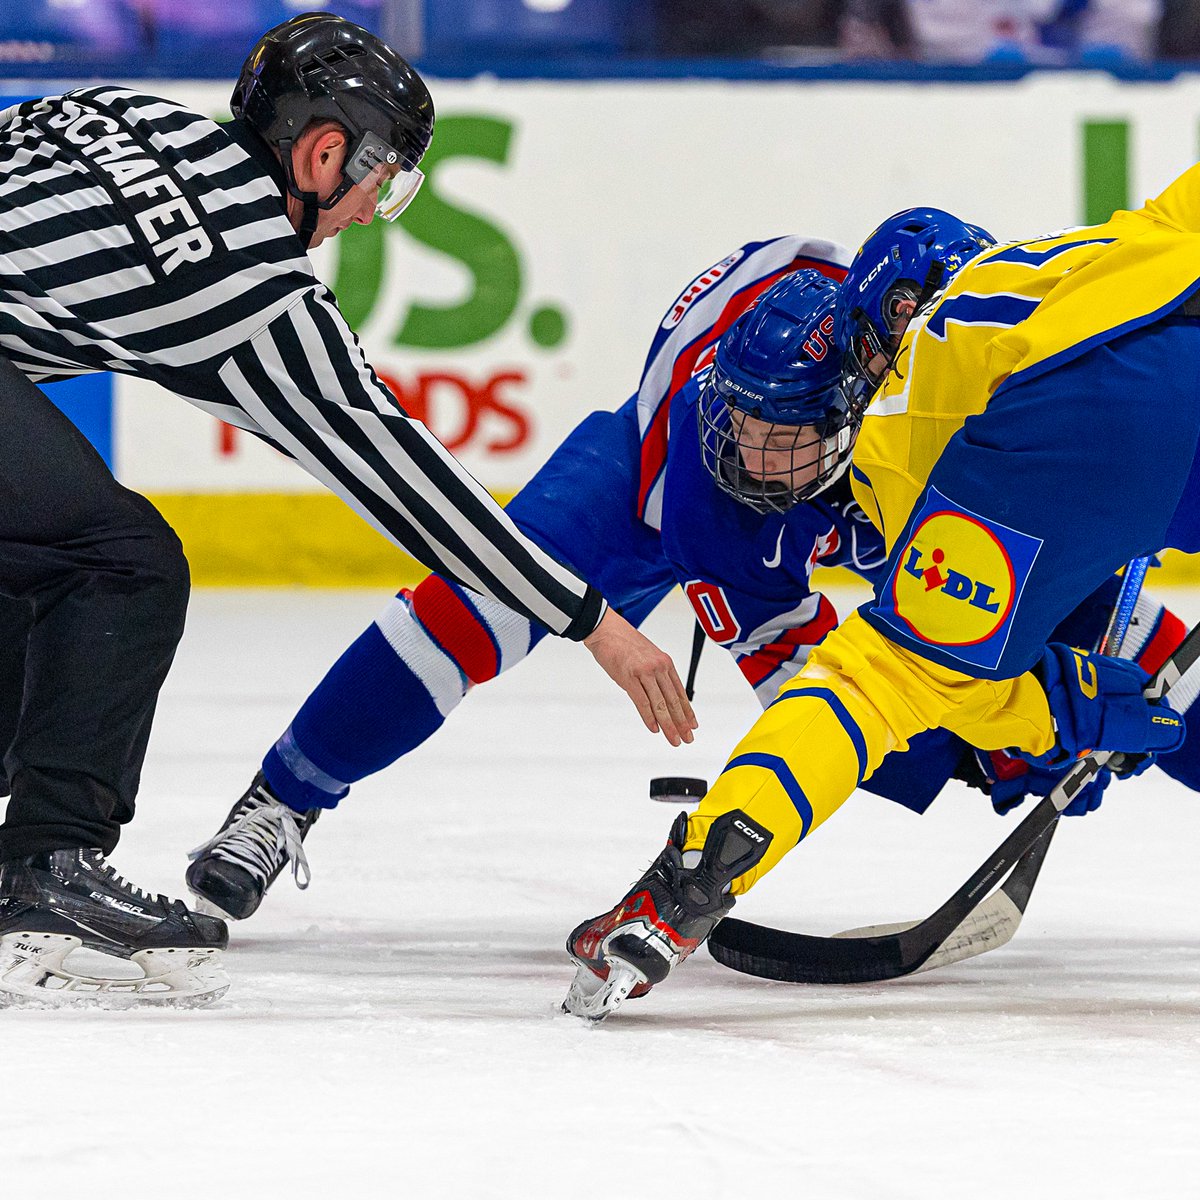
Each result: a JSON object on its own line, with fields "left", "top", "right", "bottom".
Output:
{"left": 8, "top": 585, "right": 1200, "bottom": 1199}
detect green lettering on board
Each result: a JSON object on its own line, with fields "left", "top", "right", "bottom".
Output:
{"left": 1082, "top": 119, "right": 1129, "bottom": 225}
{"left": 333, "top": 115, "right": 524, "bottom": 350}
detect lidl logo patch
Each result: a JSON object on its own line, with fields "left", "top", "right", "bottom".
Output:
{"left": 870, "top": 487, "right": 1042, "bottom": 673}
{"left": 893, "top": 513, "right": 1014, "bottom": 646}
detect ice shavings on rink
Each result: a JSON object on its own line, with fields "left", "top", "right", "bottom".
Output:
{"left": 6, "top": 587, "right": 1200, "bottom": 1199}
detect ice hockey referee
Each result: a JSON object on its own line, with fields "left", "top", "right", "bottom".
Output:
{"left": 0, "top": 12, "right": 694, "bottom": 1007}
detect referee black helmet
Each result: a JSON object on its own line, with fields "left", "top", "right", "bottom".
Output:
{"left": 233, "top": 12, "right": 434, "bottom": 239}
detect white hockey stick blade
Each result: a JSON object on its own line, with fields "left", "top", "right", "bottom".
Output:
{"left": 830, "top": 888, "right": 1023, "bottom": 975}
{"left": 831, "top": 919, "right": 919, "bottom": 939}
{"left": 562, "top": 960, "right": 646, "bottom": 1023}
{"left": 913, "top": 890, "right": 1023, "bottom": 972}
{"left": 0, "top": 932, "right": 230, "bottom": 1009}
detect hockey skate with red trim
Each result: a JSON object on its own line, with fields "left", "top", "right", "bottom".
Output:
{"left": 563, "top": 808, "right": 772, "bottom": 1022}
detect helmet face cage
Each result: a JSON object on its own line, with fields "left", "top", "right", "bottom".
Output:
{"left": 696, "top": 269, "right": 864, "bottom": 512}
{"left": 697, "top": 370, "right": 861, "bottom": 514}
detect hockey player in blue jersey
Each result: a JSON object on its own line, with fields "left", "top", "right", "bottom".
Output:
{"left": 187, "top": 226, "right": 1194, "bottom": 926}
{"left": 184, "top": 238, "right": 880, "bottom": 918}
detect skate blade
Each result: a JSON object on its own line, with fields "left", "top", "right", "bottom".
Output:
{"left": 562, "top": 961, "right": 646, "bottom": 1023}
{"left": 0, "top": 932, "right": 230, "bottom": 1009}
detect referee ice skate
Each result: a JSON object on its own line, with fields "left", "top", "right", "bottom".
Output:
{"left": 0, "top": 12, "right": 694, "bottom": 1007}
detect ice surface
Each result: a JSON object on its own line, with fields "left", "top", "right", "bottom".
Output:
{"left": 7, "top": 587, "right": 1200, "bottom": 1199}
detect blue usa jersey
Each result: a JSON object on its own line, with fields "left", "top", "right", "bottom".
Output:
{"left": 635, "top": 236, "right": 851, "bottom": 531}
{"left": 661, "top": 378, "right": 888, "bottom": 707}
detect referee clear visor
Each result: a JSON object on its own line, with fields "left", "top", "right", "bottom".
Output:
{"left": 367, "top": 162, "right": 424, "bottom": 221}
{"left": 344, "top": 132, "right": 425, "bottom": 222}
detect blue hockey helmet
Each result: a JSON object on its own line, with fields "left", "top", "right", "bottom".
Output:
{"left": 698, "top": 269, "right": 861, "bottom": 513}
{"left": 836, "top": 208, "right": 995, "bottom": 399}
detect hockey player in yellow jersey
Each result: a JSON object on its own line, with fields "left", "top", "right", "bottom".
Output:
{"left": 564, "top": 180, "right": 1200, "bottom": 1019}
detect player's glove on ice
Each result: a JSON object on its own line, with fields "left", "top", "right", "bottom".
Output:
{"left": 1030, "top": 643, "right": 1186, "bottom": 775}
{"left": 971, "top": 747, "right": 1111, "bottom": 817}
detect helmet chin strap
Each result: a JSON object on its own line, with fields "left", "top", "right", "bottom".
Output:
{"left": 808, "top": 440, "right": 854, "bottom": 499}
{"left": 277, "top": 138, "right": 338, "bottom": 250}
{"left": 297, "top": 198, "right": 319, "bottom": 250}
{"left": 914, "top": 260, "right": 947, "bottom": 312}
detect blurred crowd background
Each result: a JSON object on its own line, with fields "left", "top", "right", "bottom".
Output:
{"left": 3, "top": 0, "right": 1199, "bottom": 77}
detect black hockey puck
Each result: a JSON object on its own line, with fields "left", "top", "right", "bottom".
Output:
{"left": 648, "top": 776, "right": 709, "bottom": 802}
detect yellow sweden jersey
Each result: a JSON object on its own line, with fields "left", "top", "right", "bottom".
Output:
{"left": 854, "top": 162, "right": 1200, "bottom": 551}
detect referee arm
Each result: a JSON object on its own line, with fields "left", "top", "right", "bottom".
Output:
{"left": 216, "top": 285, "right": 697, "bottom": 743}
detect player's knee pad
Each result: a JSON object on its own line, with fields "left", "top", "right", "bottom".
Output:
{"left": 1125, "top": 591, "right": 1188, "bottom": 676}
{"left": 373, "top": 577, "right": 538, "bottom": 719}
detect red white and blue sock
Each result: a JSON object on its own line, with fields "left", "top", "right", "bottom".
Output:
{"left": 262, "top": 576, "right": 545, "bottom": 811}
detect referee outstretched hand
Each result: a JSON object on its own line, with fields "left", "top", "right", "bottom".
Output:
{"left": 583, "top": 610, "right": 698, "bottom": 746}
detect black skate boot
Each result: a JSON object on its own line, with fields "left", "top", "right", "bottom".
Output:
{"left": 563, "top": 808, "right": 772, "bottom": 1022}
{"left": 0, "top": 849, "right": 229, "bottom": 1007}
{"left": 186, "top": 772, "right": 319, "bottom": 920}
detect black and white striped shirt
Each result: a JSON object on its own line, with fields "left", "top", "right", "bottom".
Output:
{"left": 0, "top": 86, "right": 605, "bottom": 639}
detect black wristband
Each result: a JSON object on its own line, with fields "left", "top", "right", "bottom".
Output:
{"left": 562, "top": 587, "right": 606, "bottom": 642}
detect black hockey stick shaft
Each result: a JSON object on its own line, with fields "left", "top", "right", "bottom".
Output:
{"left": 684, "top": 619, "right": 706, "bottom": 702}
{"left": 707, "top": 615, "right": 1200, "bottom": 984}
{"left": 996, "top": 814, "right": 1056, "bottom": 912}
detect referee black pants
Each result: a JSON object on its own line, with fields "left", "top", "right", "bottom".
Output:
{"left": 0, "top": 359, "right": 189, "bottom": 860}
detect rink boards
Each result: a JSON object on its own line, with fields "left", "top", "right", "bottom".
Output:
{"left": 14, "top": 73, "right": 1200, "bottom": 584}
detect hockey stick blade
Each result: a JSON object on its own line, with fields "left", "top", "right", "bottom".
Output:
{"left": 708, "top": 826, "right": 1050, "bottom": 982}
{"left": 833, "top": 819, "right": 1057, "bottom": 976}
{"left": 707, "top": 619, "right": 1200, "bottom": 984}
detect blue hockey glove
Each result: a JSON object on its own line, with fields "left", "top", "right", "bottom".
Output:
{"left": 1032, "top": 644, "right": 1186, "bottom": 771}
{"left": 971, "top": 748, "right": 1110, "bottom": 818}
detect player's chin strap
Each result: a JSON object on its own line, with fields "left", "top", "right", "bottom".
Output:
{"left": 914, "top": 260, "right": 946, "bottom": 312}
